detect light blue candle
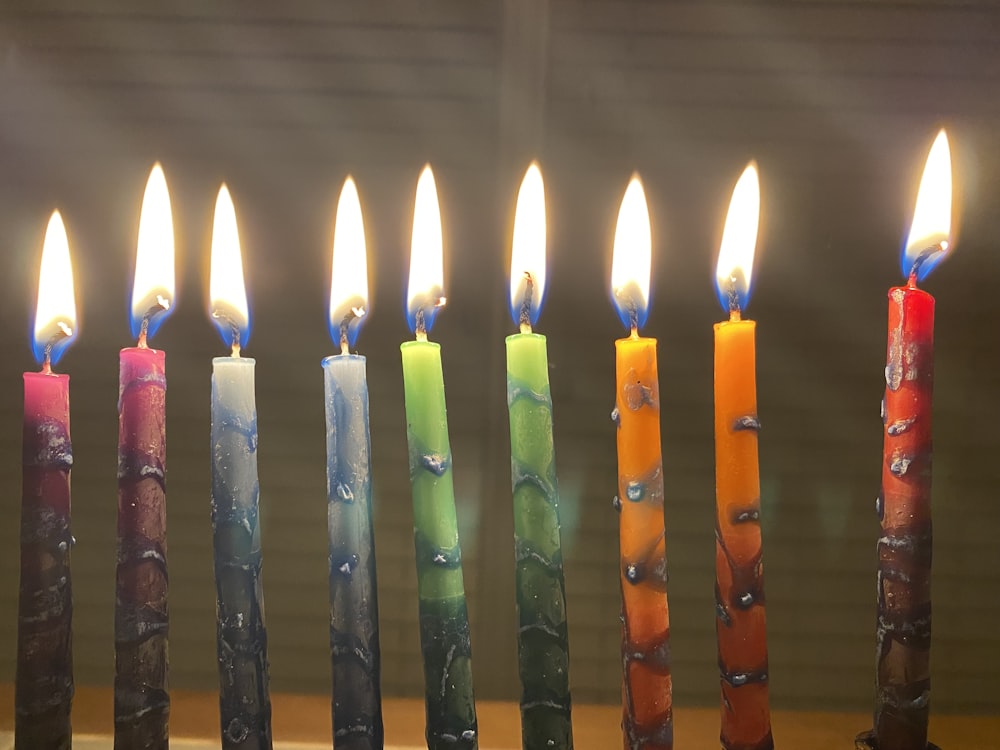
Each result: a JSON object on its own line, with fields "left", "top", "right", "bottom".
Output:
{"left": 324, "top": 176, "right": 382, "bottom": 750}
{"left": 323, "top": 355, "right": 382, "bottom": 750}
{"left": 209, "top": 184, "right": 272, "bottom": 749}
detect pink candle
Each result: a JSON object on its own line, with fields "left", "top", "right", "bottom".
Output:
{"left": 17, "top": 211, "right": 77, "bottom": 749}
{"left": 114, "top": 164, "right": 176, "bottom": 748}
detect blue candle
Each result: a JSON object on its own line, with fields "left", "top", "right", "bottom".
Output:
{"left": 324, "top": 177, "right": 383, "bottom": 749}
{"left": 209, "top": 184, "right": 272, "bottom": 749}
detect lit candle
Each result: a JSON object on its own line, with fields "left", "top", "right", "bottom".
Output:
{"left": 401, "top": 165, "right": 478, "bottom": 750}
{"left": 18, "top": 211, "right": 77, "bottom": 750}
{"left": 208, "top": 184, "right": 273, "bottom": 749}
{"left": 858, "top": 130, "right": 953, "bottom": 750}
{"left": 115, "top": 163, "right": 174, "bottom": 748}
{"left": 505, "top": 163, "right": 573, "bottom": 749}
{"left": 324, "top": 176, "right": 383, "bottom": 749}
{"left": 611, "top": 175, "right": 672, "bottom": 750}
{"left": 712, "top": 163, "right": 773, "bottom": 750}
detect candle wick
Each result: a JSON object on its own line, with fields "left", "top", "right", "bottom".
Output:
{"left": 415, "top": 307, "right": 427, "bottom": 342}
{"left": 627, "top": 304, "right": 639, "bottom": 336}
{"left": 230, "top": 323, "right": 241, "bottom": 358}
{"left": 39, "top": 324, "right": 72, "bottom": 372}
{"left": 909, "top": 241, "right": 947, "bottom": 287}
{"left": 339, "top": 306, "right": 366, "bottom": 355}
{"left": 519, "top": 272, "right": 534, "bottom": 334}
{"left": 136, "top": 299, "right": 170, "bottom": 348}
{"left": 727, "top": 278, "right": 742, "bottom": 320}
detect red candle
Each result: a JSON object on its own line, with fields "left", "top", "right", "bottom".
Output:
{"left": 18, "top": 211, "right": 77, "bottom": 749}
{"left": 859, "top": 130, "right": 953, "bottom": 750}
{"left": 114, "top": 164, "right": 176, "bottom": 749}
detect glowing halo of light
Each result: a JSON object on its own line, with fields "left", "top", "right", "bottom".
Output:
{"left": 509, "top": 162, "right": 547, "bottom": 328}
{"left": 33, "top": 210, "right": 78, "bottom": 365}
{"left": 209, "top": 184, "right": 251, "bottom": 350}
{"left": 131, "top": 163, "right": 176, "bottom": 340}
{"left": 610, "top": 174, "right": 652, "bottom": 332}
{"left": 714, "top": 162, "right": 760, "bottom": 314}
{"left": 903, "top": 129, "right": 953, "bottom": 282}
{"left": 405, "top": 164, "right": 446, "bottom": 336}
{"left": 329, "top": 176, "right": 369, "bottom": 348}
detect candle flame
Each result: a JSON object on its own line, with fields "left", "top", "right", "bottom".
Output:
{"left": 131, "top": 163, "right": 175, "bottom": 341}
{"left": 33, "top": 210, "right": 78, "bottom": 366}
{"left": 330, "top": 176, "right": 369, "bottom": 351}
{"left": 903, "top": 129, "right": 953, "bottom": 282}
{"left": 406, "top": 164, "right": 446, "bottom": 337}
{"left": 610, "top": 175, "right": 651, "bottom": 332}
{"left": 209, "top": 184, "right": 250, "bottom": 352}
{"left": 510, "top": 162, "right": 547, "bottom": 330}
{"left": 714, "top": 162, "right": 760, "bottom": 314}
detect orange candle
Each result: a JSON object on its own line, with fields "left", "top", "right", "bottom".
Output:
{"left": 712, "top": 164, "right": 772, "bottom": 750}
{"left": 611, "top": 176, "right": 672, "bottom": 750}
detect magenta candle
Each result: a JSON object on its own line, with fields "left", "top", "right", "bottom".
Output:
{"left": 17, "top": 211, "right": 77, "bottom": 750}
{"left": 114, "top": 164, "right": 176, "bottom": 749}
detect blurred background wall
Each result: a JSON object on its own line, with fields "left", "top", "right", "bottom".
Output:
{"left": 0, "top": 0, "right": 998, "bottom": 713}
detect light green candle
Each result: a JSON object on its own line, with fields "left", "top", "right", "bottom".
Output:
{"left": 506, "top": 164, "right": 572, "bottom": 749}
{"left": 402, "top": 165, "right": 477, "bottom": 750}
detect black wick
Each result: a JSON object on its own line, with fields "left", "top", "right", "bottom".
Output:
{"left": 519, "top": 272, "right": 534, "bottom": 330}
{"left": 728, "top": 277, "right": 741, "bottom": 317}
{"left": 910, "top": 242, "right": 947, "bottom": 281}
{"left": 339, "top": 307, "right": 364, "bottom": 353}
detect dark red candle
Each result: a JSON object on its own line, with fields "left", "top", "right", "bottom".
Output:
{"left": 17, "top": 210, "right": 77, "bottom": 750}
{"left": 19, "top": 371, "right": 74, "bottom": 750}
{"left": 115, "top": 345, "right": 169, "bottom": 747}
{"left": 875, "top": 279, "right": 934, "bottom": 750}
{"left": 115, "top": 164, "right": 175, "bottom": 749}
{"left": 860, "top": 129, "right": 952, "bottom": 750}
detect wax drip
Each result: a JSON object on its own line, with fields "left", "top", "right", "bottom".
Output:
{"left": 518, "top": 272, "right": 534, "bottom": 334}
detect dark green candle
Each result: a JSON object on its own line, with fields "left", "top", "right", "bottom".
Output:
{"left": 505, "top": 164, "right": 572, "bottom": 749}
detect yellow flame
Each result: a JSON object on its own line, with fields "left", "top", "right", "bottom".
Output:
{"left": 132, "top": 163, "right": 175, "bottom": 325}
{"left": 209, "top": 184, "right": 249, "bottom": 340}
{"left": 34, "top": 210, "right": 77, "bottom": 351}
{"left": 406, "top": 165, "right": 445, "bottom": 329}
{"left": 715, "top": 162, "right": 760, "bottom": 304}
{"left": 330, "top": 176, "right": 369, "bottom": 338}
{"left": 610, "top": 175, "right": 651, "bottom": 325}
{"left": 905, "top": 129, "right": 952, "bottom": 267}
{"left": 510, "top": 162, "right": 546, "bottom": 322}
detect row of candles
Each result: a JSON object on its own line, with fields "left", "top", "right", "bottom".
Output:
{"left": 16, "top": 130, "right": 952, "bottom": 750}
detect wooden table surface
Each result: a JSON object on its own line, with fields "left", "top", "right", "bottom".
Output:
{"left": 1, "top": 684, "right": 996, "bottom": 749}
